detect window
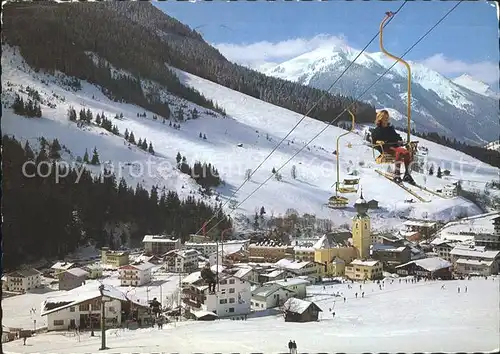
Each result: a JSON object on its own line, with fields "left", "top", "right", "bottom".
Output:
{"left": 79, "top": 304, "right": 89, "bottom": 311}
{"left": 53, "top": 320, "right": 64, "bottom": 326}
{"left": 219, "top": 299, "right": 227, "bottom": 304}
{"left": 228, "top": 307, "right": 235, "bottom": 313}
{"left": 229, "top": 298, "right": 235, "bottom": 303}
{"left": 220, "top": 280, "right": 227, "bottom": 285}
{"left": 70, "top": 307, "right": 75, "bottom": 312}
{"left": 229, "top": 288, "right": 235, "bottom": 293}
{"left": 229, "top": 279, "right": 235, "bottom": 284}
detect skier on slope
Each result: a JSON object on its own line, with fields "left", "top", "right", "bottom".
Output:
{"left": 371, "top": 110, "right": 415, "bottom": 185}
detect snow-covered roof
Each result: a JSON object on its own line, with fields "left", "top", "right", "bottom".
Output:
{"left": 349, "top": 259, "right": 380, "bottom": 267}
{"left": 51, "top": 262, "right": 74, "bottom": 270}
{"left": 192, "top": 310, "right": 218, "bottom": 319}
{"left": 65, "top": 268, "right": 89, "bottom": 277}
{"left": 121, "top": 262, "right": 154, "bottom": 271}
{"left": 143, "top": 235, "right": 179, "bottom": 243}
{"left": 274, "top": 259, "right": 311, "bottom": 270}
{"left": 450, "top": 245, "right": 500, "bottom": 259}
{"left": 264, "top": 278, "right": 310, "bottom": 287}
{"left": 403, "top": 220, "right": 436, "bottom": 227}
{"left": 182, "top": 271, "right": 202, "bottom": 284}
{"left": 430, "top": 238, "right": 457, "bottom": 246}
{"left": 233, "top": 267, "right": 253, "bottom": 279}
{"left": 252, "top": 284, "right": 291, "bottom": 298}
{"left": 264, "top": 269, "right": 284, "bottom": 278}
{"left": 456, "top": 258, "right": 494, "bottom": 267}
{"left": 396, "top": 257, "right": 451, "bottom": 272}
{"left": 283, "top": 298, "right": 321, "bottom": 315}
{"left": 41, "top": 283, "right": 128, "bottom": 316}
{"left": 7, "top": 269, "right": 42, "bottom": 278}
{"left": 312, "top": 235, "right": 332, "bottom": 249}
{"left": 372, "top": 244, "right": 408, "bottom": 252}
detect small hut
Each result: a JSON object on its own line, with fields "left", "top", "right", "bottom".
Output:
{"left": 192, "top": 310, "right": 218, "bottom": 321}
{"left": 283, "top": 298, "right": 322, "bottom": 323}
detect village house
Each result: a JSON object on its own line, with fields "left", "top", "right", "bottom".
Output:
{"left": 473, "top": 218, "right": 500, "bottom": 250}
{"left": 50, "top": 262, "right": 75, "bottom": 277}
{"left": 371, "top": 233, "right": 405, "bottom": 246}
{"left": 442, "top": 183, "right": 458, "bottom": 198}
{"left": 181, "top": 271, "right": 251, "bottom": 318}
{"left": 165, "top": 249, "right": 199, "bottom": 273}
{"left": 401, "top": 220, "right": 439, "bottom": 239}
{"left": 41, "top": 283, "right": 149, "bottom": 331}
{"left": 58, "top": 268, "right": 89, "bottom": 291}
{"left": 101, "top": 248, "right": 129, "bottom": 267}
{"left": 494, "top": 216, "right": 500, "bottom": 235}
{"left": 258, "top": 268, "right": 286, "bottom": 283}
{"left": 283, "top": 298, "right": 322, "bottom": 323}
{"left": 251, "top": 283, "right": 296, "bottom": 310}
{"left": 430, "top": 239, "right": 459, "bottom": 262}
{"left": 5, "top": 269, "right": 42, "bottom": 293}
{"left": 345, "top": 259, "right": 383, "bottom": 280}
{"left": 82, "top": 264, "right": 103, "bottom": 279}
{"left": 248, "top": 240, "right": 293, "bottom": 262}
{"left": 274, "top": 259, "right": 322, "bottom": 281}
{"left": 395, "top": 257, "right": 452, "bottom": 279}
{"left": 143, "top": 235, "right": 181, "bottom": 255}
{"left": 450, "top": 244, "right": 500, "bottom": 276}
{"left": 232, "top": 267, "right": 260, "bottom": 284}
{"left": 371, "top": 244, "right": 411, "bottom": 271}
{"left": 263, "top": 278, "right": 310, "bottom": 299}
{"left": 118, "top": 261, "right": 154, "bottom": 286}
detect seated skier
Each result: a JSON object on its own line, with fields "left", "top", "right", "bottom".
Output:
{"left": 372, "top": 109, "right": 415, "bottom": 185}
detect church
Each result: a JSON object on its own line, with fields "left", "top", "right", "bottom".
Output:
{"left": 344, "top": 191, "right": 383, "bottom": 280}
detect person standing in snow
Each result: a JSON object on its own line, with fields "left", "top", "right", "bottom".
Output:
{"left": 458, "top": 286, "right": 460, "bottom": 293}
{"left": 292, "top": 340, "right": 297, "bottom": 354}
{"left": 465, "top": 286, "right": 467, "bottom": 293}
{"left": 362, "top": 292, "right": 364, "bottom": 298}
{"left": 288, "top": 340, "right": 293, "bottom": 353}
{"left": 355, "top": 292, "right": 358, "bottom": 298}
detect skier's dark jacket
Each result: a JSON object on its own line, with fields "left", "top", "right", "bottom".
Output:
{"left": 371, "top": 124, "right": 402, "bottom": 152}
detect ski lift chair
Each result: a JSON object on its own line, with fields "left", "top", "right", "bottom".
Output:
{"left": 371, "top": 138, "right": 419, "bottom": 164}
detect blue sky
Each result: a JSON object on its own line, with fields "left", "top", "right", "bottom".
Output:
{"left": 155, "top": 0, "right": 498, "bottom": 84}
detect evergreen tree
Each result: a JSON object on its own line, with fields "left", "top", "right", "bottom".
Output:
{"left": 437, "top": 167, "right": 442, "bottom": 178}
{"left": 148, "top": 142, "right": 154, "bottom": 155}
{"left": 49, "top": 138, "right": 62, "bottom": 159}
{"left": 272, "top": 167, "right": 276, "bottom": 174}
{"left": 203, "top": 134, "right": 207, "bottom": 140}
{"left": 95, "top": 112, "right": 102, "bottom": 125}
{"left": 138, "top": 138, "right": 143, "bottom": 147}
{"left": 90, "top": 147, "right": 100, "bottom": 165}
{"left": 176, "top": 152, "right": 182, "bottom": 165}
{"left": 291, "top": 165, "right": 297, "bottom": 179}
{"left": 190, "top": 108, "right": 199, "bottom": 120}
{"left": 128, "top": 132, "right": 136, "bottom": 144}
{"left": 428, "top": 166, "right": 434, "bottom": 176}
{"left": 24, "top": 141, "right": 35, "bottom": 160}
{"left": 79, "top": 109, "right": 86, "bottom": 121}
{"left": 141, "top": 139, "right": 148, "bottom": 150}
{"left": 260, "top": 206, "right": 266, "bottom": 216}
{"left": 175, "top": 107, "right": 184, "bottom": 122}
{"left": 199, "top": 132, "right": 202, "bottom": 138}
{"left": 67, "top": 106, "right": 77, "bottom": 121}
{"left": 83, "top": 148, "right": 89, "bottom": 163}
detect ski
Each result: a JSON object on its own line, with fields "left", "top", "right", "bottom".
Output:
{"left": 375, "top": 170, "right": 431, "bottom": 203}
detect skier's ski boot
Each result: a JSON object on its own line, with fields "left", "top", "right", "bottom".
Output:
{"left": 403, "top": 173, "right": 416, "bottom": 186}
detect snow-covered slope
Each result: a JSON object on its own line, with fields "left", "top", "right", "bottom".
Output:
{"left": 453, "top": 74, "right": 500, "bottom": 99}
{"left": 2, "top": 44, "right": 498, "bottom": 232}
{"left": 262, "top": 45, "right": 499, "bottom": 145}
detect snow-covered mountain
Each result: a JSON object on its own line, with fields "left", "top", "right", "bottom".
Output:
{"left": 262, "top": 45, "right": 499, "bottom": 145}
{"left": 452, "top": 74, "right": 500, "bottom": 99}
{"left": 4, "top": 44, "right": 499, "bottom": 232}
{"left": 485, "top": 140, "right": 500, "bottom": 152}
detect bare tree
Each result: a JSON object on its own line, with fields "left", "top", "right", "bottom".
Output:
{"left": 291, "top": 165, "right": 297, "bottom": 179}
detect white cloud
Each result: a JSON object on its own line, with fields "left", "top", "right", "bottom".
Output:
{"left": 213, "top": 34, "right": 348, "bottom": 70}
{"left": 418, "top": 53, "right": 498, "bottom": 85}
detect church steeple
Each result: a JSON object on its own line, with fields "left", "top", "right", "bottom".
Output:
{"left": 354, "top": 187, "right": 369, "bottom": 216}
{"left": 352, "top": 186, "right": 371, "bottom": 259}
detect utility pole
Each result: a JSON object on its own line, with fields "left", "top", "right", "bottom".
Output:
{"left": 98, "top": 284, "right": 109, "bottom": 351}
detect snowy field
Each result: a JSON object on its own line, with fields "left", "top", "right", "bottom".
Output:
{"left": 3, "top": 277, "right": 499, "bottom": 353}
{"left": 437, "top": 211, "right": 499, "bottom": 241}
{"left": 2, "top": 44, "right": 498, "bottom": 230}
{"left": 1, "top": 269, "right": 181, "bottom": 331}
